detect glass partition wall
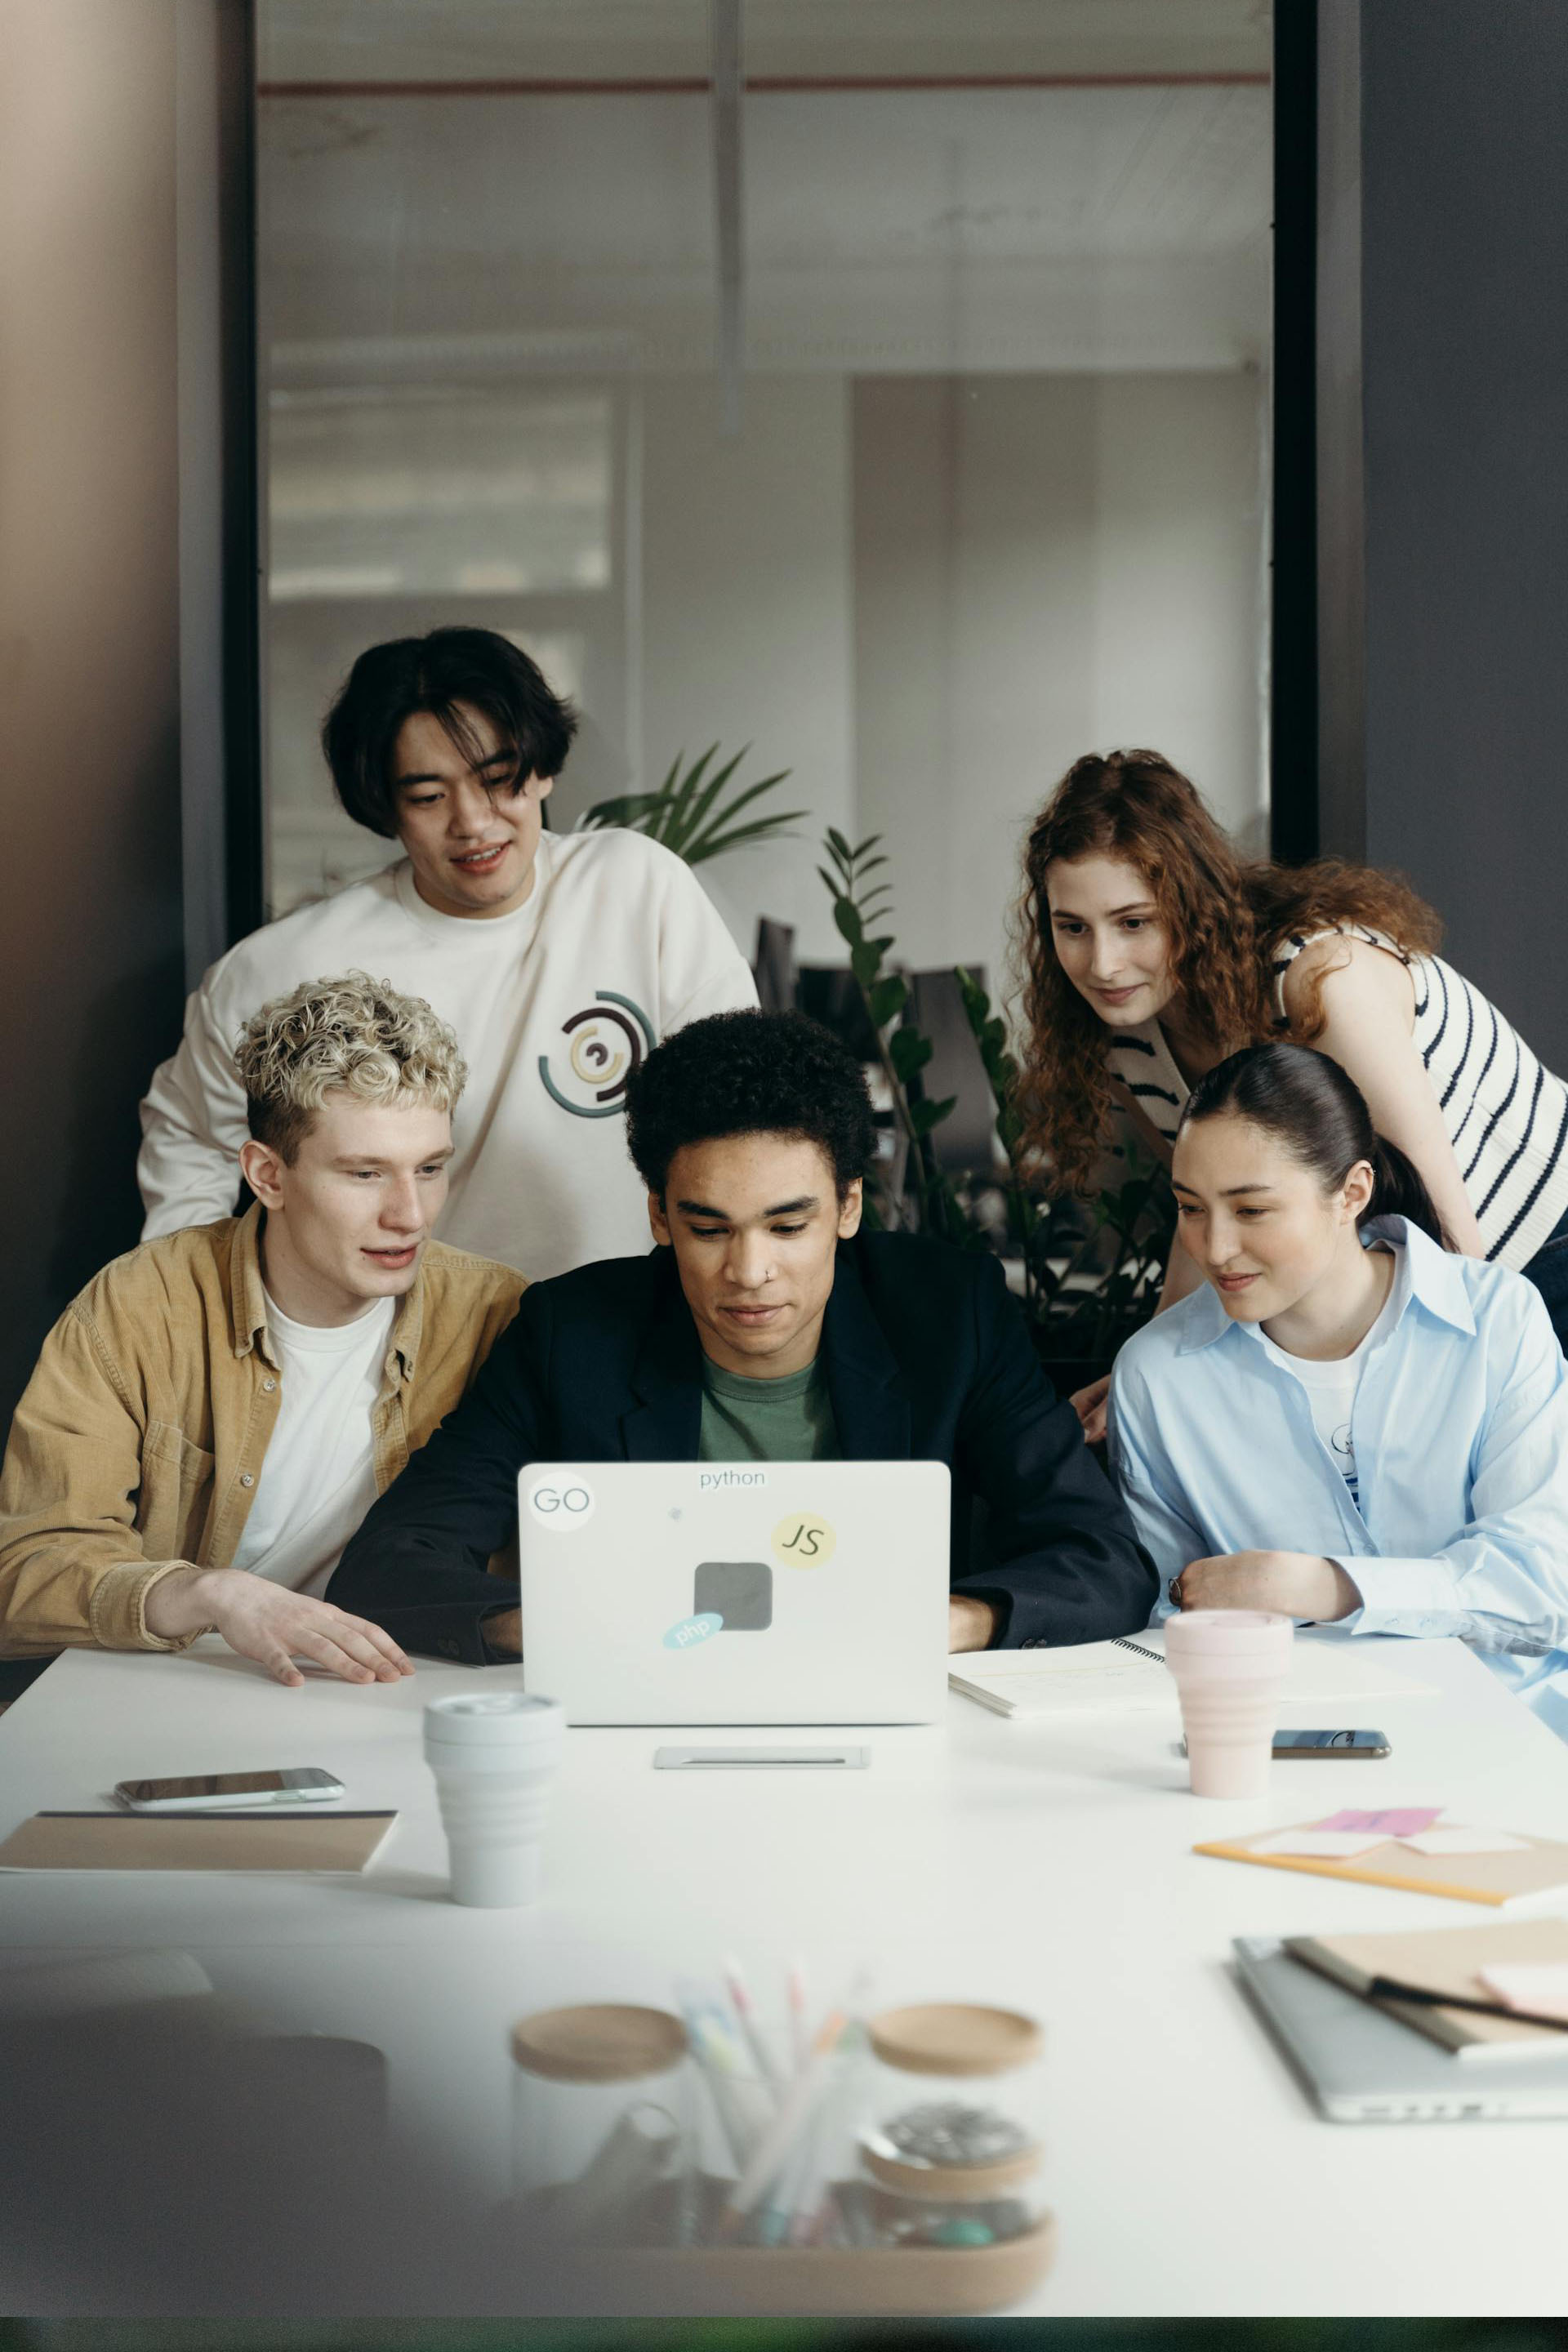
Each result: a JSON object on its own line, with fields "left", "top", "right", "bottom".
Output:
{"left": 256, "top": 0, "right": 1272, "bottom": 1009}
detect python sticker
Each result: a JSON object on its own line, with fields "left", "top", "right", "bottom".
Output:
{"left": 526, "top": 1476, "right": 596, "bottom": 1531}
{"left": 771, "top": 1512, "right": 837, "bottom": 1569}
{"left": 664, "top": 1611, "right": 724, "bottom": 1652}
{"left": 538, "top": 990, "right": 656, "bottom": 1118}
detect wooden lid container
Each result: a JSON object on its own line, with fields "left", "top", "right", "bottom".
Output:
{"left": 862, "top": 2002, "right": 1044, "bottom": 2198}
{"left": 510, "top": 2003, "right": 688, "bottom": 2084}
{"left": 866, "top": 2002, "right": 1042, "bottom": 2077}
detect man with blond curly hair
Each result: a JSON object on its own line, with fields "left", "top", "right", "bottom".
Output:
{"left": 0, "top": 974, "right": 523, "bottom": 1690}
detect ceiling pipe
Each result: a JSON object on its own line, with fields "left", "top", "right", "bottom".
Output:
{"left": 710, "top": 0, "right": 745, "bottom": 437}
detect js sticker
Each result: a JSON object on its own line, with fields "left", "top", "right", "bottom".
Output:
{"left": 772, "top": 1512, "right": 836, "bottom": 1569}
{"left": 527, "top": 1477, "right": 596, "bottom": 1530}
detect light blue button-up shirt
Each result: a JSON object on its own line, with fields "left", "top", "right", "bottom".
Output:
{"left": 1107, "top": 1217, "right": 1568, "bottom": 1733}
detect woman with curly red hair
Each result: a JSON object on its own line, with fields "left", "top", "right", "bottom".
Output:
{"left": 1016, "top": 751, "right": 1568, "bottom": 1436}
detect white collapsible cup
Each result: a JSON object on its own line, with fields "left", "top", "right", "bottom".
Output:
{"left": 1162, "top": 1610, "right": 1294, "bottom": 1798}
{"left": 423, "top": 1691, "right": 566, "bottom": 1908}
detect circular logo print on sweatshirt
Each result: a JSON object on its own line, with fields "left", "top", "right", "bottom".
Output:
{"left": 537, "top": 990, "right": 657, "bottom": 1118}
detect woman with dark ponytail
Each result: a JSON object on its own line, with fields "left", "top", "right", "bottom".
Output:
{"left": 1108, "top": 1045, "right": 1568, "bottom": 1735}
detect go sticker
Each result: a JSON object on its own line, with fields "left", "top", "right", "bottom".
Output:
{"left": 664, "top": 1611, "right": 724, "bottom": 1651}
{"left": 772, "top": 1511, "right": 836, "bottom": 1569}
{"left": 527, "top": 1476, "right": 595, "bottom": 1530}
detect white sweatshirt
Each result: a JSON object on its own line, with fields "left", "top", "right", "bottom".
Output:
{"left": 138, "top": 828, "right": 758, "bottom": 1279}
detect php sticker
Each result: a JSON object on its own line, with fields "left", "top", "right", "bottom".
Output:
{"left": 772, "top": 1511, "right": 836, "bottom": 1569}
{"left": 526, "top": 1476, "right": 595, "bottom": 1530}
{"left": 664, "top": 1611, "right": 724, "bottom": 1651}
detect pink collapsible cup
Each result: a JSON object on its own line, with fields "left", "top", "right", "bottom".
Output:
{"left": 1162, "top": 1610, "right": 1294, "bottom": 1797}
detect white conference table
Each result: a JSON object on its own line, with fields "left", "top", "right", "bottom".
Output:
{"left": 2, "top": 1632, "right": 1567, "bottom": 2318}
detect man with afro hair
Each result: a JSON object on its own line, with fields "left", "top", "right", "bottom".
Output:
{"left": 331, "top": 1010, "right": 1156, "bottom": 1659}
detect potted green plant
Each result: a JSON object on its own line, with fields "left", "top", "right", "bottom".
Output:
{"left": 582, "top": 745, "right": 805, "bottom": 866}
{"left": 817, "top": 831, "right": 1173, "bottom": 1393}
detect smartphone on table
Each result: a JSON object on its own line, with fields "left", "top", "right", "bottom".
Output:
{"left": 113, "top": 1767, "right": 346, "bottom": 1812}
{"left": 1271, "top": 1729, "right": 1391, "bottom": 1758}
{"left": 1179, "top": 1729, "right": 1392, "bottom": 1760}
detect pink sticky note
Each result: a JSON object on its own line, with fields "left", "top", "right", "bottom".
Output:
{"left": 1477, "top": 1962, "right": 1568, "bottom": 2019}
{"left": 1398, "top": 1828, "right": 1529, "bottom": 1856}
{"left": 1313, "top": 1807, "right": 1444, "bottom": 1838}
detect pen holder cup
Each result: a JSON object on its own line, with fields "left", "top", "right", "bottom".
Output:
{"left": 684, "top": 2003, "right": 854, "bottom": 2244}
{"left": 510, "top": 2004, "right": 695, "bottom": 2247}
{"left": 853, "top": 2003, "right": 1049, "bottom": 2250}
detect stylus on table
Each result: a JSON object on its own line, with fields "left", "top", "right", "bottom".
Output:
{"left": 787, "top": 2020, "right": 866, "bottom": 2245}
{"left": 787, "top": 1959, "right": 809, "bottom": 2068}
{"left": 722, "top": 1954, "right": 786, "bottom": 2091}
{"left": 1367, "top": 1974, "right": 1568, "bottom": 2034}
{"left": 676, "top": 1997, "right": 766, "bottom": 2167}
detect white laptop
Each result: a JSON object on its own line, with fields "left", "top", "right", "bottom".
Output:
{"left": 517, "top": 1460, "right": 951, "bottom": 1725}
{"left": 1232, "top": 1937, "right": 1568, "bottom": 2121}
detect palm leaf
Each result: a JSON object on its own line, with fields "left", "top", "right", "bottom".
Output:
{"left": 636, "top": 751, "right": 689, "bottom": 842}
{"left": 581, "top": 790, "right": 666, "bottom": 830}
{"left": 586, "top": 745, "right": 801, "bottom": 871}
{"left": 683, "top": 767, "right": 795, "bottom": 858}
{"left": 657, "top": 745, "right": 719, "bottom": 850}
{"left": 669, "top": 746, "right": 746, "bottom": 857}
{"left": 686, "top": 810, "right": 808, "bottom": 865}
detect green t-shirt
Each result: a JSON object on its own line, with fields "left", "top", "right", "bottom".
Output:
{"left": 698, "top": 1356, "right": 842, "bottom": 1463}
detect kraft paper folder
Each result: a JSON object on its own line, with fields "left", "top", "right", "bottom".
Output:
{"left": 1194, "top": 1821, "right": 1568, "bottom": 1912}
{"left": 0, "top": 1810, "right": 398, "bottom": 1873}
{"left": 1285, "top": 1918, "right": 1568, "bottom": 2058}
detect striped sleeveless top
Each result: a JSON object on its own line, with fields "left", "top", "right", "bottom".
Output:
{"left": 1102, "top": 924, "right": 1568, "bottom": 1271}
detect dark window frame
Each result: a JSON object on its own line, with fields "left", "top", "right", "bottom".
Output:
{"left": 1271, "top": 0, "right": 1321, "bottom": 862}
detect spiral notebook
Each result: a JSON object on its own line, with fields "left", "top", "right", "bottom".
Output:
{"left": 948, "top": 1628, "right": 1436, "bottom": 1719}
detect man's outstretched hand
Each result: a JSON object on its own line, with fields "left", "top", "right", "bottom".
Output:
{"left": 144, "top": 1566, "right": 414, "bottom": 1688}
{"left": 948, "top": 1593, "right": 998, "bottom": 1653}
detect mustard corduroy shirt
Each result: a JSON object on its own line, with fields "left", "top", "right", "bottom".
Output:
{"left": 0, "top": 1203, "right": 523, "bottom": 1659}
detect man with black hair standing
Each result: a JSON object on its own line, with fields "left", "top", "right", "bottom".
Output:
{"left": 140, "top": 627, "right": 756, "bottom": 1278}
{"left": 329, "top": 1009, "right": 1158, "bottom": 1660}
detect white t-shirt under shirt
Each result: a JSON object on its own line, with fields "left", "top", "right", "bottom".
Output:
{"left": 138, "top": 827, "right": 758, "bottom": 1279}
{"left": 229, "top": 1291, "right": 395, "bottom": 1598}
{"left": 1256, "top": 1254, "right": 1403, "bottom": 1512}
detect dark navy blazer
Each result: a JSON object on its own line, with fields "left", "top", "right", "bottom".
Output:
{"left": 328, "top": 1232, "right": 1158, "bottom": 1661}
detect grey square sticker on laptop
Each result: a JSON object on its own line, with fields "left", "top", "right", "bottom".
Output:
{"left": 694, "top": 1560, "right": 773, "bottom": 1632}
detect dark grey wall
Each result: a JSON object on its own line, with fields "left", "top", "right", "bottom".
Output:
{"left": 0, "top": 1, "right": 186, "bottom": 1429}
{"left": 1325, "top": 0, "right": 1568, "bottom": 1070}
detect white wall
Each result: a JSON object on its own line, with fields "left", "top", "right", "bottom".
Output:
{"left": 257, "top": 70, "right": 1272, "bottom": 972}
{"left": 853, "top": 371, "right": 1266, "bottom": 1022}
{"left": 636, "top": 375, "right": 856, "bottom": 964}
{"left": 260, "top": 368, "right": 1262, "bottom": 1004}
